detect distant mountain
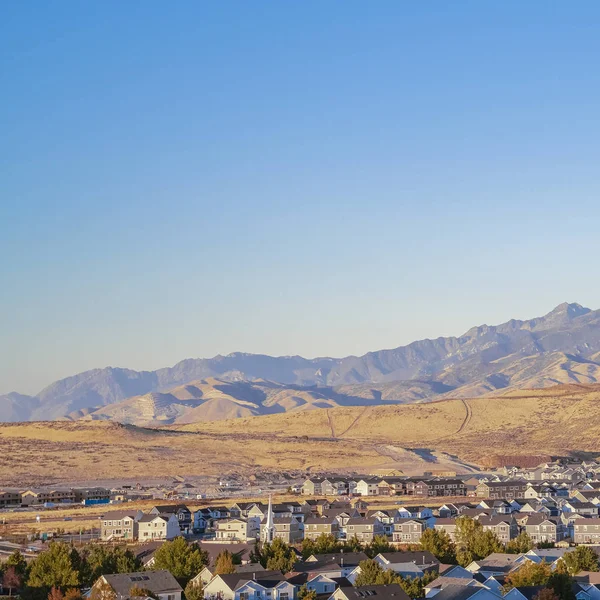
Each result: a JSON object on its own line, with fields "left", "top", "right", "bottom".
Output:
{"left": 3, "top": 302, "right": 600, "bottom": 423}
{"left": 70, "top": 377, "right": 426, "bottom": 427}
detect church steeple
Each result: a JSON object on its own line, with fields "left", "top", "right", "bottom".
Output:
{"left": 262, "top": 494, "right": 275, "bottom": 543}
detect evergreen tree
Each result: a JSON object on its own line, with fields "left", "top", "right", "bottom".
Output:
{"left": 561, "top": 547, "right": 599, "bottom": 575}
{"left": 313, "top": 534, "right": 341, "bottom": 555}
{"left": 152, "top": 538, "right": 209, "bottom": 585}
{"left": 365, "top": 536, "right": 393, "bottom": 558}
{"left": 184, "top": 581, "right": 204, "bottom": 600}
{"left": 548, "top": 570, "right": 576, "bottom": 600}
{"left": 396, "top": 572, "right": 438, "bottom": 600}
{"left": 214, "top": 551, "right": 236, "bottom": 575}
{"left": 6, "top": 550, "right": 28, "bottom": 579}
{"left": 419, "top": 529, "right": 456, "bottom": 564}
{"left": 259, "top": 539, "right": 296, "bottom": 573}
{"left": 354, "top": 560, "right": 384, "bottom": 586}
{"left": 27, "top": 543, "right": 81, "bottom": 593}
{"left": 297, "top": 585, "right": 317, "bottom": 600}
{"left": 506, "top": 532, "right": 533, "bottom": 554}
{"left": 504, "top": 561, "right": 552, "bottom": 590}
{"left": 345, "top": 536, "right": 364, "bottom": 553}
{"left": 453, "top": 516, "right": 502, "bottom": 567}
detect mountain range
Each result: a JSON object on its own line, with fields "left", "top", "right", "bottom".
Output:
{"left": 3, "top": 301, "right": 600, "bottom": 424}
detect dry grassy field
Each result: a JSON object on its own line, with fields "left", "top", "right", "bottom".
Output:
{"left": 2, "top": 383, "right": 600, "bottom": 486}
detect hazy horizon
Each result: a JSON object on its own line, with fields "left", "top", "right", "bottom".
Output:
{"left": 2, "top": 2, "right": 600, "bottom": 394}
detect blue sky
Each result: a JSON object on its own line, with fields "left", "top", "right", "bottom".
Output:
{"left": 2, "top": 2, "right": 600, "bottom": 394}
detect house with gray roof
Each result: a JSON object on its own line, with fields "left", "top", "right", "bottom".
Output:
{"left": 94, "top": 570, "right": 182, "bottom": 600}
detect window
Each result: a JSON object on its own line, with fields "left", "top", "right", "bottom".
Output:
{"left": 240, "top": 594, "right": 249, "bottom": 600}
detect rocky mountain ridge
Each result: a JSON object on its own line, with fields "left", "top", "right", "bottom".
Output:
{"left": 2, "top": 302, "right": 600, "bottom": 422}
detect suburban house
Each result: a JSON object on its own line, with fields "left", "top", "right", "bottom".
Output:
{"left": 414, "top": 479, "right": 467, "bottom": 497}
{"left": 302, "top": 479, "right": 325, "bottom": 495}
{"left": 203, "top": 571, "right": 294, "bottom": 600}
{"left": 216, "top": 518, "right": 259, "bottom": 541}
{"left": 285, "top": 573, "right": 342, "bottom": 596}
{"left": 355, "top": 479, "right": 382, "bottom": 497}
{"left": 304, "top": 552, "right": 369, "bottom": 578}
{"left": 304, "top": 517, "right": 340, "bottom": 540}
{"left": 392, "top": 519, "right": 427, "bottom": 543}
{"left": 465, "top": 554, "right": 524, "bottom": 578}
{"left": 323, "top": 508, "right": 361, "bottom": 528}
{"left": 260, "top": 518, "right": 303, "bottom": 543}
{"left": 476, "top": 516, "right": 518, "bottom": 542}
{"left": 522, "top": 515, "right": 562, "bottom": 544}
{"left": 574, "top": 519, "right": 600, "bottom": 544}
{"left": 192, "top": 564, "right": 266, "bottom": 586}
{"left": 100, "top": 509, "right": 144, "bottom": 541}
{"left": 476, "top": 481, "right": 528, "bottom": 499}
{"left": 138, "top": 513, "right": 180, "bottom": 540}
{"left": 434, "top": 518, "right": 458, "bottom": 541}
{"left": 329, "top": 584, "right": 411, "bottom": 600}
{"left": 424, "top": 577, "right": 485, "bottom": 598}
{"left": 345, "top": 517, "right": 384, "bottom": 542}
{"left": 150, "top": 505, "right": 192, "bottom": 533}
{"left": 367, "top": 510, "right": 396, "bottom": 535}
{"left": 93, "top": 571, "right": 182, "bottom": 600}
{"left": 372, "top": 551, "right": 439, "bottom": 579}
{"left": 423, "top": 586, "right": 502, "bottom": 600}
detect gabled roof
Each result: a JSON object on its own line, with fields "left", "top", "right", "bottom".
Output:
{"left": 102, "top": 510, "right": 140, "bottom": 520}
{"left": 213, "top": 571, "right": 286, "bottom": 591}
{"left": 304, "top": 516, "right": 339, "bottom": 525}
{"left": 101, "top": 570, "right": 182, "bottom": 596}
{"left": 508, "top": 586, "right": 545, "bottom": 600}
{"left": 377, "top": 551, "right": 439, "bottom": 566}
{"left": 346, "top": 517, "right": 380, "bottom": 525}
{"left": 420, "top": 584, "right": 484, "bottom": 600}
{"left": 306, "top": 552, "right": 368, "bottom": 566}
{"left": 338, "top": 584, "right": 410, "bottom": 600}
{"left": 138, "top": 514, "right": 171, "bottom": 523}
{"left": 151, "top": 504, "right": 190, "bottom": 513}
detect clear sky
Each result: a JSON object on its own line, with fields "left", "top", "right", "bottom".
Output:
{"left": 2, "top": 2, "right": 600, "bottom": 395}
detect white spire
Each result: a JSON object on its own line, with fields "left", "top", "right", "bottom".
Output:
{"left": 262, "top": 494, "right": 275, "bottom": 542}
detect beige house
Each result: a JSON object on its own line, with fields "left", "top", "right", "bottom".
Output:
{"left": 216, "top": 518, "right": 259, "bottom": 541}
{"left": 20, "top": 488, "right": 75, "bottom": 505}
{"left": 138, "top": 513, "right": 180, "bottom": 540}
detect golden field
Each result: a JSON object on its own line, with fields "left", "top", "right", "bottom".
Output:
{"left": 2, "top": 383, "right": 600, "bottom": 486}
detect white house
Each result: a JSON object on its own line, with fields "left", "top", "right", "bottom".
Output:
{"left": 203, "top": 572, "right": 293, "bottom": 600}
{"left": 138, "top": 514, "right": 180, "bottom": 540}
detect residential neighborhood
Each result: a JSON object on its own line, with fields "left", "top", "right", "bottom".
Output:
{"left": 5, "top": 459, "right": 600, "bottom": 600}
